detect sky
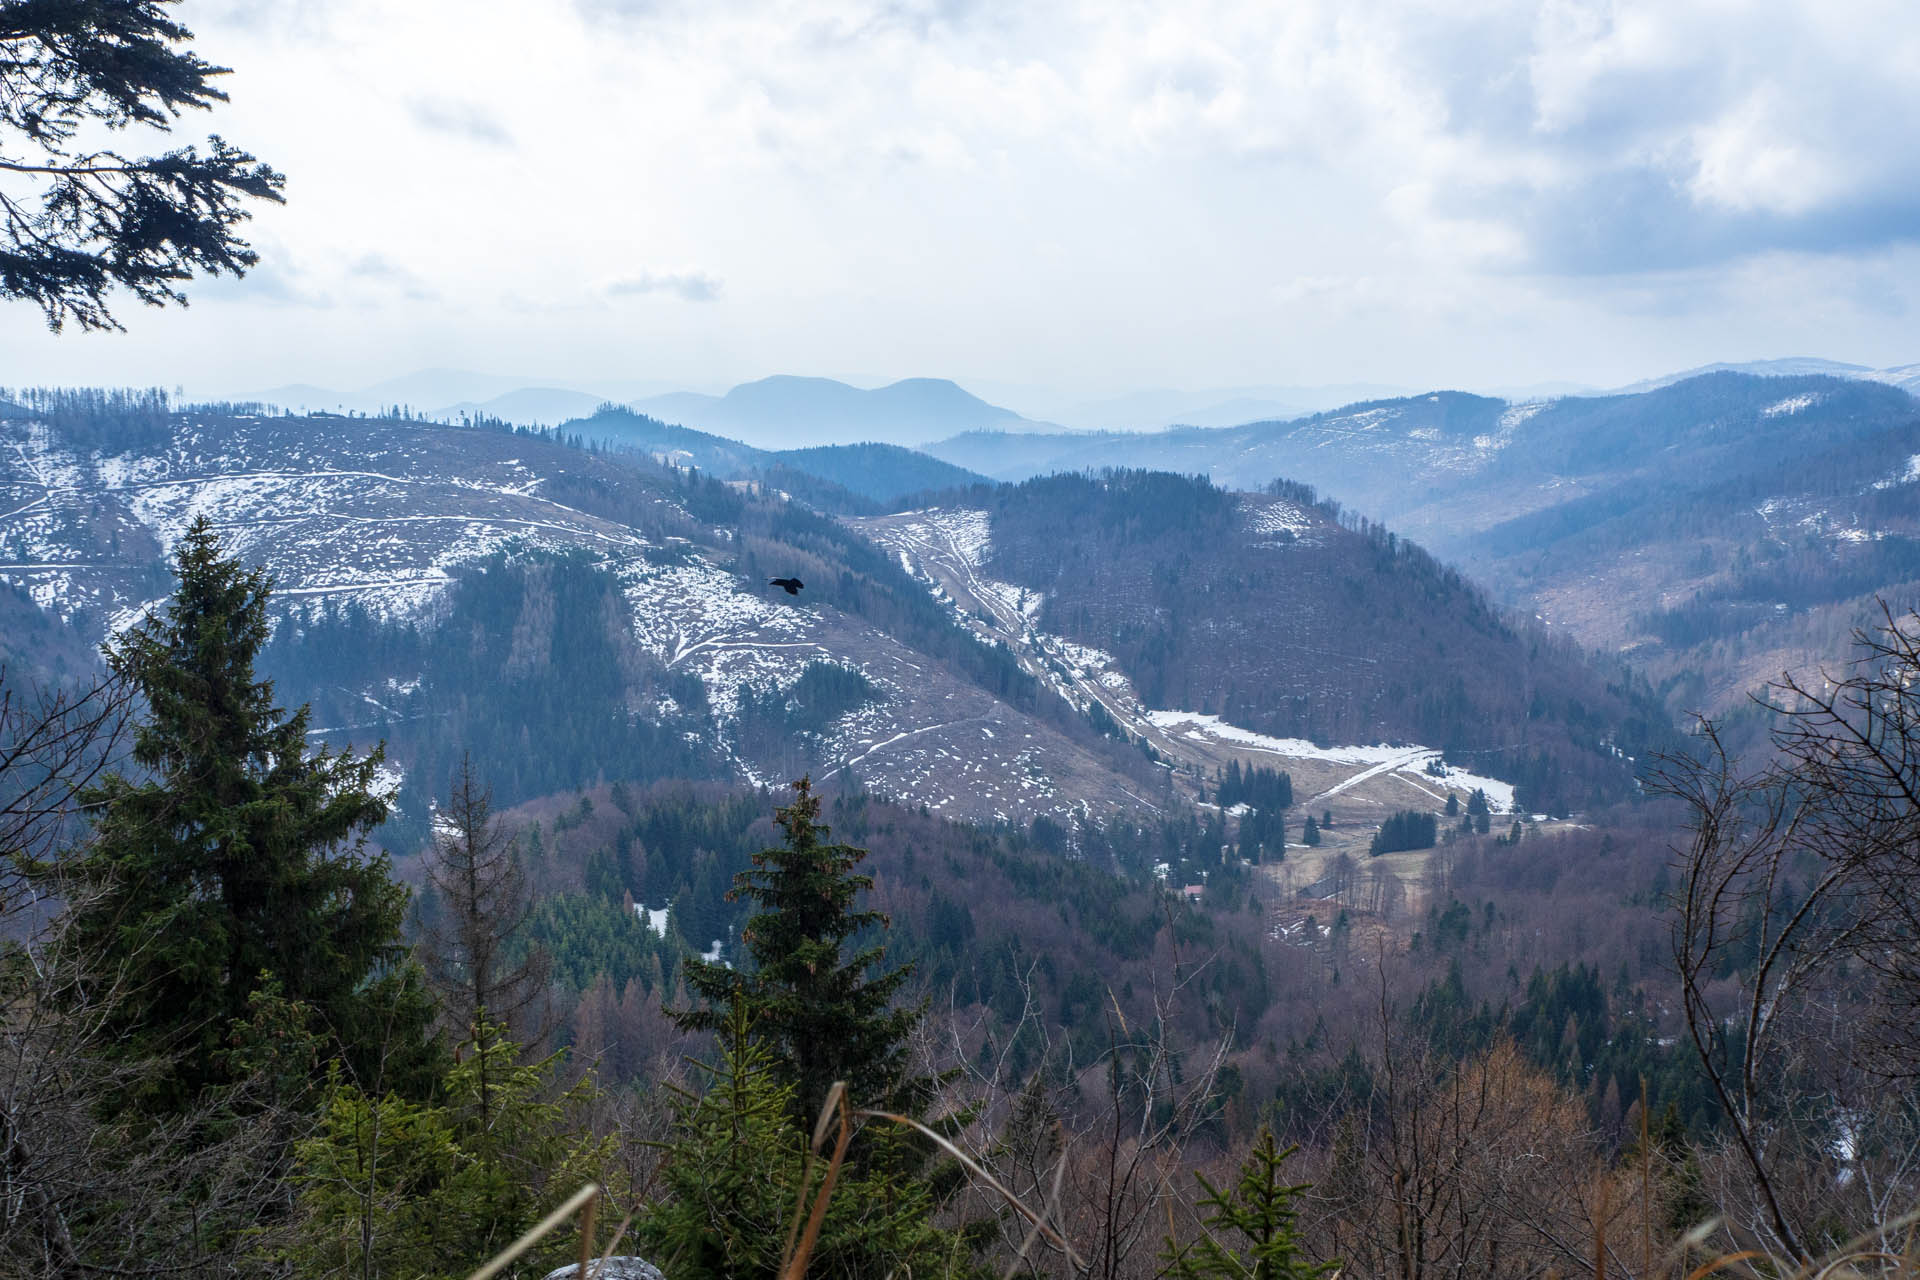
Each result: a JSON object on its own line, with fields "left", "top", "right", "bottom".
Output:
{"left": 3, "top": 0, "right": 1919, "bottom": 407}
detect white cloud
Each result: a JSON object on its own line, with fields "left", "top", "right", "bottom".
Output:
{"left": 606, "top": 270, "right": 723, "bottom": 301}
{"left": 408, "top": 98, "right": 514, "bottom": 147}
{"left": 2, "top": 0, "right": 1916, "bottom": 397}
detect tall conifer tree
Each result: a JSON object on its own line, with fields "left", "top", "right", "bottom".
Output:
{"left": 66, "top": 516, "right": 434, "bottom": 1108}
{"left": 673, "top": 776, "right": 917, "bottom": 1119}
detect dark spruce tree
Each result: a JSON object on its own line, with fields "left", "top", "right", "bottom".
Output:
{"left": 1367, "top": 810, "right": 1439, "bottom": 857}
{"left": 0, "top": 0, "right": 285, "bottom": 330}
{"left": 1161, "top": 1126, "right": 1335, "bottom": 1280}
{"left": 65, "top": 517, "right": 435, "bottom": 1109}
{"left": 673, "top": 775, "right": 918, "bottom": 1120}
{"left": 1467, "top": 786, "right": 1492, "bottom": 834}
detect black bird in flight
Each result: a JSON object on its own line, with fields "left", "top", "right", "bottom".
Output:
{"left": 769, "top": 577, "right": 804, "bottom": 596}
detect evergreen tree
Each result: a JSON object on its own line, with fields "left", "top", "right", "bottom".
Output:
{"left": 1301, "top": 815, "right": 1321, "bottom": 847}
{"left": 1368, "top": 810, "right": 1438, "bottom": 857}
{"left": 0, "top": 0, "right": 285, "bottom": 331}
{"left": 640, "top": 1000, "right": 957, "bottom": 1280}
{"left": 1161, "top": 1126, "right": 1335, "bottom": 1280}
{"left": 64, "top": 516, "right": 434, "bottom": 1108}
{"left": 673, "top": 776, "right": 918, "bottom": 1120}
{"left": 291, "top": 1024, "right": 625, "bottom": 1280}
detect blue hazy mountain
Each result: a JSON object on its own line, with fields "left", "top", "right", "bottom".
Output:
{"left": 628, "top": 375, "right": 1034, "bottom": 449}
{"left": 1606, "top": 356, "right": 1920, "bottom": 396}
{"left": 1607, "top": 357, "right": 1873, "bottom": 395}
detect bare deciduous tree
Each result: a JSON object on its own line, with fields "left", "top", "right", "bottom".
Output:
{"left": 933, "top": 916, "right": 1236, "bottom": 1280}
{"left": 1, "top": 666, "right": 301, "bottom": 1276}
{"left": 421, "top": 754, "right": 552, "bottom": 1051}
{"left": 0, "top": 665, "right": 131, "bottom": 915}
{"left": 1300, "top": 963, "right": 1662, "bottom": 1280}
{"left": 1655, "top": 603, "right": 1920, "bottom": 1263}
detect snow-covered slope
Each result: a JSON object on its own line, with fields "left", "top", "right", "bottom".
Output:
{"left": 0, "top": 413, "right": 667, "bottom": 629}
{"left": 0, "top": 410, "right": 1154, "bottom": 823}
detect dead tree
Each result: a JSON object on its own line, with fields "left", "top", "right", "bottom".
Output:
{"left": 421, "top": 755, "right": 552, "bottom": 1048}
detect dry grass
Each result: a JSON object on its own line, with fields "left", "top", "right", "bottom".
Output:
{"left": 455, "top": 1101, "right": 1920, "bottom": 1280}
{"left": 1675, "top": 1207, "right": 1920, "bottom": 1280}
{"left": 461, "top": 1182, "right": 634, "bottom": 1280}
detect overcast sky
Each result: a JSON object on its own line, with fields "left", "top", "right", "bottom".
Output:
{"left": 3, "top": 0, "right": 1918, "bottom": 404}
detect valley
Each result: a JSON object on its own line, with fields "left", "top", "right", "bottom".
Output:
{"left": 9, "top": 366, "right": 1914, "bottom": 848}
{"left": 4, "top": 372, "right": 1914, "bottom": 1277}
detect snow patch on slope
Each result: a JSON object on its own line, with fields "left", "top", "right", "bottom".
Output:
{"left": 1143, "top": 711, "right": 1516, "bottom": 811}
{"left": 880, "top": 508, "right": 1047, "bottom": 632}
{"left": 1241, "top": 495, "right": 1315, "bottom": 538}
{"left": 1871, "top": 453, "right": 1920, "bottom": 490}
{"left": 618, "top": 557, "right": 823, "bottom": 718}
{"left": 1476, "top": 401, "right": 1547, "bottom": 451}
{"left": 0, "top": 416, "right": 678, "bottom": 631}
{"left": 1763, "top": 393, "right": 1820, "bottom": 417}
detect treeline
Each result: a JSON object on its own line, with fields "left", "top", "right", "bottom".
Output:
{"left": 0, "top": 385, "right": 173, "bottom": 450}
{"left": 1638, "top": 535, "right": 1920, "bottom": 647}
{"left": 1367, "top": 809, "right": 1437, "bottom": 855}
{"left": 509, "top": 777, "right": 1277, "bottom": 1084}
{"left": 762, "top": 441, "right": 990, "bottom": 507}
{"left": 1216, "top": 760, "right": 1293, "bottom": 811}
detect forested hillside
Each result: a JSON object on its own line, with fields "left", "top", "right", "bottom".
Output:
{"left": 1428, "top": 375, "right": 1920, "bottom": 715}
{"left": 963, "top": 471, "right": 1668, "bottom": 813}
{"left": 12, "top": 492, "right": 1917, "bottom": 1280}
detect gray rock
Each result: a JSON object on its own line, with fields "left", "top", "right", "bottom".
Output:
{"left": 539, "top": 1259, "right": 665, "bottom": 1280}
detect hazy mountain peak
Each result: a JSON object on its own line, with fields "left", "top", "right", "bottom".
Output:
{"left": 633, "top": 374, "right": 1031, "bottom": 449}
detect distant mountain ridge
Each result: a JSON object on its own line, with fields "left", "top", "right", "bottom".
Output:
{"left": 542, "top": 406, "right": 993, "bottom": 510}
{"left": 917, "top": 370, "right": 1920, "bottom": 722}
{"left": 626, "top": 375, "right": 1038, "bottom": 449}
{"left": 1605, "top": 356, "right": 1920, "bottom": 397}
{"left": 245, "top": 368, "right": 686, "bottom": 418}
{"left": 243, "top": 371, "right": 1047, "bottom": 445}
{"left": 236, "top": 355, "right": 1917, "bottom": 439}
